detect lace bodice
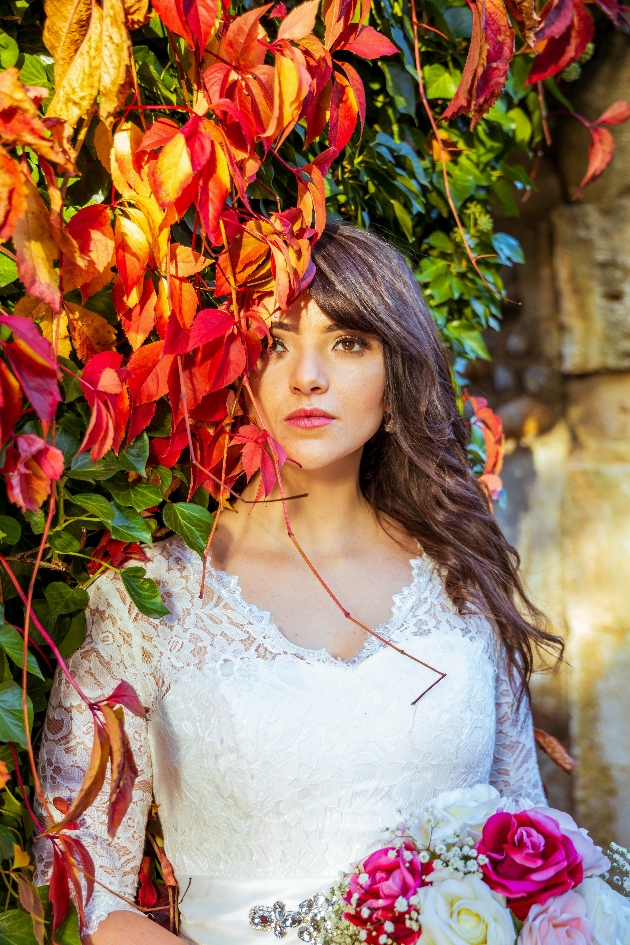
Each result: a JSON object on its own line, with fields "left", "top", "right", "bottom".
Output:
{"left": 34, "top": 536, "right": 545, "bottom": 936}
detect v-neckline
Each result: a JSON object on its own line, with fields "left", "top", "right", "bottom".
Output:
{"left": 199, "top": 553, "right": 432, "bottom": 667}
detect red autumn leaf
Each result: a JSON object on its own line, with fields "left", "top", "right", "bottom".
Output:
{"left": 188, "top": 307, "right": 235, "bottom": 349}
{"left": 337, "top": 62, "right": 366, "bottom": 133}
{"left": 127, "top": 402, "right": 157, "bottom": 444}
{"left": 527, "top": 0, "right": 593, "bottom": 84}
{"left": 164, "top": 310, "right": 192, "bottom": 356}
{"left": 79, "top": 351, "right": 129, "bottom": 461}
{"left": 0, "top": 146, "right": 26, "bottom": 241}
{"left": 467, "top": 393, "right": 505, "bottom": 478}
{"left": 183, "top": 0, "right": 219, "bottom": 50}
{"left": 597, "top": 100, "right": 630, "bottom": 125}
{"left": 63, "top": 835, "right": 96, "bottom": 920}
{"left": 0, "top": 313, "right": 60, "bottom": 422}
{"left": 594, "top": 0, "right": 619, "bottom": 23}
{"left": 442, "top": 0, "right": 515, "bottom": 125}
{"left": 232, "top": 423, "right": 288, "bottom": 500}
{"left": 62, "top": 204, "right": 115, "bottom": 297}
{"left": 13, "top": 174, "right": 61, "bottom": 312}
{"left": 150, "top": 0, "right": 193, "bottom": 44}
{"left": 535, "top": 0, "right": 573, "bottom": 42}
{"left": 573, "top": 124, "right": 614, "bottom": 199}
{"left": 49, "top": 845, "right": 71, "bottom": 932}
{"left": 121, "top": 277, "right": 157, "bottom": 351}
{"left": 101, "top": 681, "right": 147, "bottom": 718}
{"left": 100, "top": 703, "right": 139, "bottom": 837}
{"left": 0, "top": 68, "right": 75, "bottom": 172}
{"left": 1, "top": 433, "right": 64, "bottom": 512}
{"left": 87, "top": 531, "right": 150, "bottom": 574}
{"left": 138, "top": 855, "right": 158, "bottom": 909}
{"left": 46, "top": 719, "right": 111, "bottom": 835}
{"left": 270, "top": 2, "right": 287, "bottom": 15}
{"left": 329, "top": 70, "right": 359, "bottom": 151}
{"left": 137, "top": 117, "right": 180, "bottom": 152}
{"left": 0, "top": 360, "right": 22, "bottom": 447}
{"left": 340, "top": 25, "right": 398, "bottom": 57}
{"left": 127, "top": 341, "right": 173, "bottom": 405}
{"left": 115, "top": 213, "right": 152, "bottom": 298}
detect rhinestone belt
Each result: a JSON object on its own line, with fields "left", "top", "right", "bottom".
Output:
{"left": 249, "top": 893, "right": 336, "bottom": 942}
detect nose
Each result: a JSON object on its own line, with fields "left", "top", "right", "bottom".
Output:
{"left": 289, "top": 348, "right": 329, "bottom": 396}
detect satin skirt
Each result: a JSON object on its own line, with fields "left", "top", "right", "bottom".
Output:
{"left": 178, "top": 876, "right": 337, "bottom": 945}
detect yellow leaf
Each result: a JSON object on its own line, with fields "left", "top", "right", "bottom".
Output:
{"left": 122, "top": 0, "right": 149, "bottom": 30}
{"left": 43, "top": 0, "right": 93, "bottom": 89}
{"left": 153, "top": 132, "right": 194, "bottom": 208}
{"left": 13, "top": 844, "right": 30, "bottom": 869}
{"left": 65, "top": 300, "right": 117, "bottom": 363}
{"left": 100, "top": 0, "right": 132, "bottom": 124}
{"left": 46, "top": 4, "right": 102, "bottom": 127}
{"left": 94, "top": 120, "right": 113, "bottom": 173}
{"left": 13, "top": 175, "right": 60, "bottom": 312}
{"left": 111, "top": 122, "right": 150, "bottom": 198}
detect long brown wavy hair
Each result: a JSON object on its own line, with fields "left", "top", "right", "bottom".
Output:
{"left": 310, "top": 221, "right": 562, "bottom": 698}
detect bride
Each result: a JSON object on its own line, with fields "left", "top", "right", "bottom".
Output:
{"left": 34, "top": 223, "right": 560, "bottom": 945}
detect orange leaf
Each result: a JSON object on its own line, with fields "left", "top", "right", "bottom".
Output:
{"left": 153, "top": 132, "right": 194, "bottom": 208}
{"left": 121, "top": 277, "right": 157, "bottom": 351}
{"left": 277, "top": 0, "right": 319, "bottom": 41}
{"left": 13, "top": 175, "right": 61, "bottom": 312}
{"left": 534, "top": 727, "right": 576, "bottom": 773}
{"left": 597, "top": 100, "right": 630, "bottom": 125}
{"left": 65, "top": 300, "right": 117, "bottom": 363}
{"left": 46, "top": 719, "right": 111, "bottom": 834}
{"left": 115, "top": 212, "right": 152, "bottom": 297}
{"left": 17, "top": 876, "right": 45, "bottom": 945}
{"left": 0, "top": 760, "right": 9, "bottom": 790}
{"left": 100, "top": 703, "right": 139, "bottom": 836}
{"left": 0, "top": 146, "right": 26, "bottom": 242}
{"left": 127, "top": 340, "right": 172, "bottom": 405}
{"left": 0, "top": 69, "right": 76, "bottom": 171}
{"left": 573, "top": 125, "right": 614, "bottom": 199}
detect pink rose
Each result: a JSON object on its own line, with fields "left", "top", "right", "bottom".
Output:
{"left": 520, "top": 890, "right": 594, "bottom": 945}
{"left": 477, "top": 811, "right": 584, "bottom": 920}
{"left": 528, "top": 809, "right": 610, "bottom": 878}
{"left": 344, "top": 843, "right": 431, "bottom": 945}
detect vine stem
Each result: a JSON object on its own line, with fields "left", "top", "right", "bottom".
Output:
{"left": 409, "top": 0, "right": 506, "bottom": 301}
{"left": 242, "top": 376, "right": 447, "bottom": 704}
{"left": 8, "top": 744, "right": 42, "bottom": 832}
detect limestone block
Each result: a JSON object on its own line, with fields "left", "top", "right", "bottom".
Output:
{"left": 567, "top": 373, "right": 630, "bottom": 459}
{"left": 552, "top": 202, "right": 630, "bottom": 373}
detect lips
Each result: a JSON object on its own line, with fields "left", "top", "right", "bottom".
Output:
{"left": 284, "top": 407, "right": 335, "bottom": 428}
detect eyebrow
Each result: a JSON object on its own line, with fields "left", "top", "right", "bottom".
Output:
{"left": 269, "top": 320, "right": 361, "bottom": 334}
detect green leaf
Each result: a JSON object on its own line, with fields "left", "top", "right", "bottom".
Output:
{"left": 22, "top": 510, "right": 45, "bottom": 535}
{"left": 67, "top": 492, "right": 115, "bottom": 522}
{"left": 380, "top": 63, "right": 416, "bottom": 116}
{"left": 110, "top": 503, "right": 153, "bottom": 544}
{"left": 0, "top": 681, "right": 33, "bottom": 749}
{"left": 443, "top": 6, "right": 472, "bottom": 38}
{"left": 19, "top": 53, "right": 50, "bottom": 88}
{"left": 0, "top": 30, "right": 18, "bottom": 68}
{"left": 0, "top": 824, "right": 15, "bottom": 860}
{"left": 0, "top": 908, "right": 39, "bottom": 944}
{"left": 0, "top": 253, "right": 18, "bottom": 287}
{"left": 57, "top": 610, "right": 86, "bottom": 660}
{"left": 446, "top": 320, "right": 491, "bottom": 360}
{"left": 0, "top": 516, "right": 21, "bottom": 545}
{"left": 54, "top": 904, "right": 81, "bottom": 945}
{"left": 44, "top": 583, "right": 89, "bottom": 617}
{"left": 152, "top": 465, "right": 173, "bottom": 495}
{"left": 47, "top": 531, "right": 81, "bottom": 554}
{"left": 492, "top": 232, "right": 525, "bottom": 265}
{"left": 0, "top": 625, "right": 44, "bottom": 679}
{"left": 107, "top": 481, "right": 162, "bottom": 512}
{"left": 69, "top": 452, "right": 120, "bottom": 481}
{"left": 122, "top": 567, "right": 170, "bottom": 619}
{"left": 118, "top": 433, "right": 149, "bottom": 476}
{"left": 163, "top": 502, "right": 213, "bottom": 558}
{"left": 423, "top": 63, "right": 461, "bottom": 100}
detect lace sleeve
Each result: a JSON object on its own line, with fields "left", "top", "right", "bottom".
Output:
{"left": 490, "top": 648, "right": 547, "bottom": 805}
{"left": 34, "top": 572, "right": 156, "bottom": 936}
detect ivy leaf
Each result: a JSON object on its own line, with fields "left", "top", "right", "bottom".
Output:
{"left": 0, "top": 681, "right": 33, "bottom": 749}
{"left": 163, "top": 502, "right": 213, "bottom": 558}
{"left": 57, "top": 611, "right": 87, "bottom": 659}
{"left": 0, "top": 31, "right": 19, "bottom": 69}
{"left": 106, "top": 482, "right": 162, "bottom": 512}
{"left": 121, "top": 567, "right": 170, "bottom": 619}
{"left": 69, "top": 452, "right": 121, "bottom": 481}
{"left": 0, "top": 625, "right": 44, "bottom": 679}
{"left": 44, "top": 583, "right": 89, "bottom": 617}
{"left": 47, "top": 531, "right": 82, "bottom": 554}
{"left": 118, "top": 432, "right": 149, "bottom": 477}
{"left": 110, "top": 503, "right": 154, "bottom": 544}
{"left": 0, "top": 824, "right": 15, "bottom": 860}
{"left": 0, "top": 516, "right": 21, "bottom": 545}
{"left": 67, "top": 493, "right": 116, "bottom": 522}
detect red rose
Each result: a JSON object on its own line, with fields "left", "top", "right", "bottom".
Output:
{"left": 344, "top": 843, "right": 431, "bottom": 945}
{"left": 477, "top": 810, "right": 584, "bottom": 920}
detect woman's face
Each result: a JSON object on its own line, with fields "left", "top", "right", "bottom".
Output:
{"left": 248, "top": 293, "right": 386, "bottom": 473}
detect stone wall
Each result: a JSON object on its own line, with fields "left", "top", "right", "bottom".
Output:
{"left": 476, "top": 31, "right": 630, "bottom": 845}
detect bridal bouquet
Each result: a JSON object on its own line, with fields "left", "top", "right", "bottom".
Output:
{"left": 289, "top": 786, "right": 630, "bottom": 945}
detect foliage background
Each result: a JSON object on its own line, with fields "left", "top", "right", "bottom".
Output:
{"left": 0, "top": 0, "right": 624, "bottom": 939}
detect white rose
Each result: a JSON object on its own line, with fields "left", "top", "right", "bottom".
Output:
{"left": 418, "top": 875, "right": 516, "bottom": 945}
{"left": 410, "top": 785, "right": 507, "bottom": 848}
{"left": 577, "top": 876, "right": 630, "bottom": 945}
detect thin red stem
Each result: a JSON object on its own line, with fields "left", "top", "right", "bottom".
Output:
{"left": 8, "top": 744, "right": 42, "bottom": 832}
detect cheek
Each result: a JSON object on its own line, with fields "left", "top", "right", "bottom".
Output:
{"left": 335, "top": 364, "right": 386, "bottom": 435}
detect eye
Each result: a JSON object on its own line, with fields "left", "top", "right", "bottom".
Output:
{"left": 269, "top": 337, "right": 288, "bottom": 354}
{"left": 333, "top": 336, "right": 369, "bottom": 353}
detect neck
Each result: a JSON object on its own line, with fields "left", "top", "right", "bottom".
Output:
{"left": 235, "top": 449, "right": 376, "bottom": 552}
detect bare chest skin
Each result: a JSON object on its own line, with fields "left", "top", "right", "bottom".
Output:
{"left": 209, "top": 507, "right": 417, "bottom": 663}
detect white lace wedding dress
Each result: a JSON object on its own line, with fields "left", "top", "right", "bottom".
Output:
{"left": 34, "top": 536, "right": 545, "bottom": 944}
